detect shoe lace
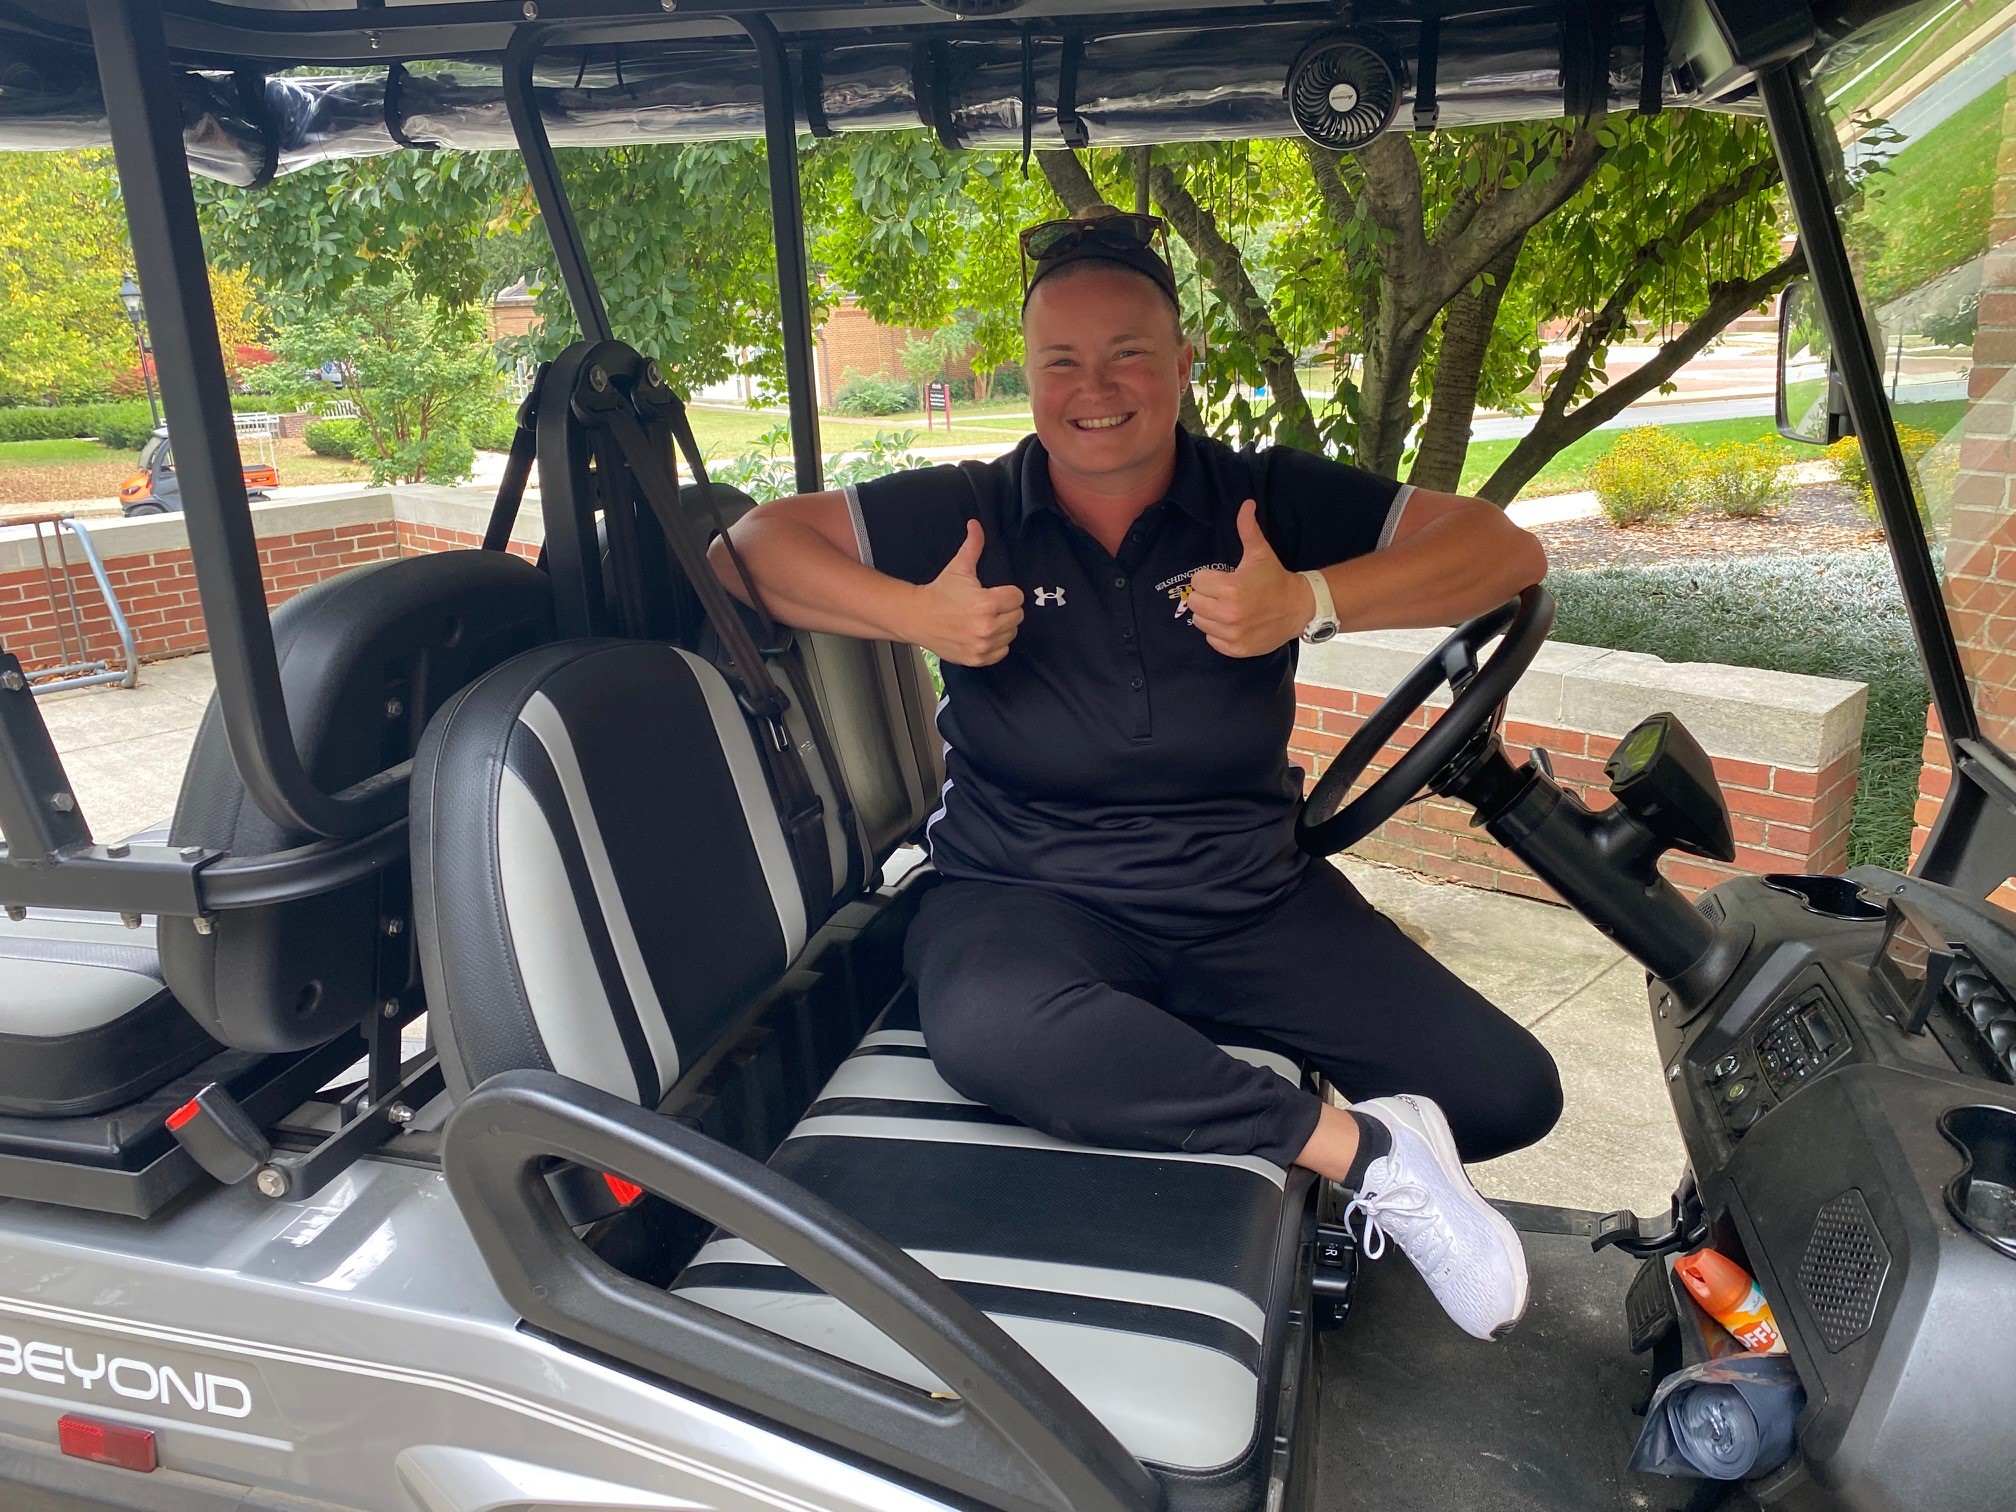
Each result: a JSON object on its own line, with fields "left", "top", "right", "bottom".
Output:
{"left": 1344, "top": 1178, "right": 1452, "bottom": 1273}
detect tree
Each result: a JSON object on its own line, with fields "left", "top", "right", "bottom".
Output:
{"left": 199, "top": 142, "right": 786, "bottom": 396}
{"left": 265, "top": 275, "right": 499, "bottom": 485}
{"left": 195, "top": 107, "right": 1792, "bottom": 502}
{"left": 1030, "top": 111, "right": 1789, "bottom": 494}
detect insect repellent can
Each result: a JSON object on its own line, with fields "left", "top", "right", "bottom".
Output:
{"left": 1677, "top": 1249, "right": 1790, "bottom": 1354}
{"left": 1675, "top": 1248, "right": 1788, "bottom": 1355}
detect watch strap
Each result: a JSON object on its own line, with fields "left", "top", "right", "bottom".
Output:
{"left": 1299, "top": 569, "right": 1337, "bottom": 639}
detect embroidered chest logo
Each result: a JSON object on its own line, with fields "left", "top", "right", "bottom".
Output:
{"left": 1033, "top": 587, "right": 1067, "bottom": 607}
{"left": 1155, "top": 564, "right": 1232, "bottom": 624}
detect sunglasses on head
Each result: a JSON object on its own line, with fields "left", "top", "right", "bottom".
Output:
{"left": 1020, "top": 212, "right": 1168, "bottom": 262}
{"left": 1018, "top": 213, "right": 1173, "bottom": 293}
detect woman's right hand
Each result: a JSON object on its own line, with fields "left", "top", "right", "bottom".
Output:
{"left": 910, "top": 519, "right": 1024, "bottom": 667}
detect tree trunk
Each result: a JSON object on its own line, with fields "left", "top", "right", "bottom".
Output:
{"left": 1409, "top": 234, "right": 1526, "bottom": 493}
{"left": 1036, "top": 149, "right": 1104, "bottom": 215}
{"left": 1149, "top": 160, "right": 1317, "bottom": 450}
{"left": 1324, "top": 127, "right": 1607, "bottom": 478}
{"left": 1478, "top": 249, "right": 1805, "bottom": 504}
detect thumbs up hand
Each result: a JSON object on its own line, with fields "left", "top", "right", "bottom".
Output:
{"left": 912, "top": 519, "right": 1025, "bottom": 666}
{"left": 1186, "top": 500, "right": 1316, "bottom": 658}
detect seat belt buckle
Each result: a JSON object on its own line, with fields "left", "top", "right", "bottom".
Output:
{"left": 165, "top": 1083, "right": 273, "bottom": 1187}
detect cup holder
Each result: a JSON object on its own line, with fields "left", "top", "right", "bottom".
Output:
{"left": 1763, "top": 874, "right": 1886, "bottom": 922}
{"left": 1940, "top": 1105, "right": 2016, "bottom": 1260}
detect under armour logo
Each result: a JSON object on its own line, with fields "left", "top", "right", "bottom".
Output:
{"left": 1034, "top": 587, "right": 1067, "bottom": 607}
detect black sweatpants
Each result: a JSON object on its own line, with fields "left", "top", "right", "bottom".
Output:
{"left": 904, "top": 862, "right": 1563, "bottom": 1169}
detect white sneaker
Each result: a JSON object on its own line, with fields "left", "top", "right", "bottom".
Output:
{"left": 1344, "top": 1093, "right": 1530, "bottom": 1340}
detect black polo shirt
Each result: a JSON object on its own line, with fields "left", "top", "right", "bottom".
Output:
{"left": 848, "top": 428, "right": 1409, "bottom": 938}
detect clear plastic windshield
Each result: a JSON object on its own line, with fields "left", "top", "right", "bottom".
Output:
{"left": 1810, "top": 1, "right": 2016, "bottom": 748}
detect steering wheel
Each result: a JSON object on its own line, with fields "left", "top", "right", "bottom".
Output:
{"left": 1296, "top": 585, "right": 1555, "bottom": 858}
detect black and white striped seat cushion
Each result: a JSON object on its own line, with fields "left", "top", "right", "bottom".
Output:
{"left": 672, "top": 992, "right": 1308, "bottom": 1486}
{"left": 415, "top": 639, "right": 844, "bottom": 1104}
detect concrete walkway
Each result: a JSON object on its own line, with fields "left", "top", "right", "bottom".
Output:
{"left": 39, "top": 652, "right": 1684, "bottom": 1219}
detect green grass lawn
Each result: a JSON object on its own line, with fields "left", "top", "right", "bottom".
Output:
{"left": 685, "top": 407, "right": 1015, "bottom": 458}
{"left": 1856, "top": 81, "right": 2003, "bottom": 306}
{"left": 0, "top": 438, "right": 136, "bottom": 468}
{"left": 1455, "top": 415, "right": 1800, "bottom": 498}
{"left": 1454, "top": 398, "right": 1971, "bottom": 499}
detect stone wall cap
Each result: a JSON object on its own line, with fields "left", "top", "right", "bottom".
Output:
{"left": 390, "top": 483, "right": 543, "bottom": 546}
{"left": 1299, "top": 626, "right": 1868, "bottom": 771}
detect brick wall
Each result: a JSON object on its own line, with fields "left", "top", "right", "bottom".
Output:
{"left": 1909, "top": 76, "right": 2016, "bottom": 900}
{"left": 0, "top": 489, "right": 539, "bottom": 675}
{"left": 1296, "top": 633, "right": 1868, "bottom": 903}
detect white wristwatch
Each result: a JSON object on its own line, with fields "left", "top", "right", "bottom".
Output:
{"left": 1298, "top": 569, "right": 1339, "bottom": 645}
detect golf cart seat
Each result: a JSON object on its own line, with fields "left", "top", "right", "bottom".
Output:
{"left": 416, "top": 635, "right": 1314, "bottom": 1509}
{"left": 601, "top": 479, "right": 945, "bottom": 865}
{"left": 0, "top": 905, "right": 215, "bottom": 1119}
{"left": 159, "top": 548, "right": 554, "bottom": 1053}
{"left": 0, "top": 550, "right": 552, "bottom": 1131}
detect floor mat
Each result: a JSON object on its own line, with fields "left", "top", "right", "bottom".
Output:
{"left": 1313, "top": 1210, "right": 1757, "bottom": 1512}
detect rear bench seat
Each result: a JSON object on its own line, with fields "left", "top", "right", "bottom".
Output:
{"left": 415, "top": 637, "right": 1314, "bottom": 1509}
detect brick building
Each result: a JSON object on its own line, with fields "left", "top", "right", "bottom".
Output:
{"left": 813, "top": 299, "right": 977, "bottom": 408}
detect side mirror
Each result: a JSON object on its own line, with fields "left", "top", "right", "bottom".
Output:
{"left": 1777, "top": 279, "right": 1852, "bottom": 445}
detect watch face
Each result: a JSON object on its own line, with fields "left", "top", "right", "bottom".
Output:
{"left": 1302, "top": 623, "right": 1339, "bottom": 645}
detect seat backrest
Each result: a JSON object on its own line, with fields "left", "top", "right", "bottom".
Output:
{"left": 160, "top": 550, "right": 554, "bottom": 1052}
{"left": 605, "top": 482, "right": 946, "bottom": 868}
{"left": 413, "top": 639, "right": 829, "bottom": 1104}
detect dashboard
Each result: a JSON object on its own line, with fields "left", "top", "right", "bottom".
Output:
{"left": 1651, "top": 868, "right": 2016, "bottom": 1511}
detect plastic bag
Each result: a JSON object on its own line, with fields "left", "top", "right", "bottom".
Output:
{"left": 1628, "top": 1353, "right": 1805, "bottom": 1481}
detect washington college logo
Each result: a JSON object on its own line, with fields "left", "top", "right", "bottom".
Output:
{"left": 1155, "top": 565, "right": 1231, "bottom": 625}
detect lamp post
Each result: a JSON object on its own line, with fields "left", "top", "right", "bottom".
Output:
{"left": 117, "top": 274, "right": 161, "bottom": 431}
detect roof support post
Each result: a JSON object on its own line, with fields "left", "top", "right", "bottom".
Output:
{"left": 87, "top": 0, "right": 392, "bottom": 841}
{"left": 740, "top": 15, "right": 824, "bottom": 493}
{"left": 504, "top": 25, "right": 613, "bottom": 346}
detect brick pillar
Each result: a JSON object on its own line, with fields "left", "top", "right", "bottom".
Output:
{"left": 1912, "top": 76, "right": 2016, "bottom": 904}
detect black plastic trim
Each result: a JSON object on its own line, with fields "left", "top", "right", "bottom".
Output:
{"left": 443, "top": 1069, "right": 1163, "bottom": 1512}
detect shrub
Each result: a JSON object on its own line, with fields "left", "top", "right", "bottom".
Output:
{"left": 303, "top": 418, "right": 364, "bottom": 459}
{"left": 469, "top": 403, "right": 522, "bottom": 454}
{"left": 1587, "top": 428, "right": 1699, "bottom": 526}
{"left": 989, "top": 363, "right": 1028, "bottom": 399}
{"left": 826, "top": 430, "right": 928, "bottom": 491}
{"left": 707, "top": 428, "right": 928, "bottom": 504}
{"left": 1550, "top": 549, "right": 1926, "bottom": 871}
{"left": 1827, "top": 425, "right": 1940, "bottom": 524}
{"left": 0, "top": 402, "right": 122, "bottom": 444}
{"left": 94, "top": 408, "right": 166, "bottom": 450}
{"left": 1695, "top": 441, "right": 1794, "bottom": 518}
{"left": 832, "top": 374, "right": 915, "bottom": 417}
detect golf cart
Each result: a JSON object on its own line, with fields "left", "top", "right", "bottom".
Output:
{"left": 0, "top": 1, "right": 2010, "bottom": 1509}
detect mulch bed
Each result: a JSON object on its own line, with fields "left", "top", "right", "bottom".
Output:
{"left": 0, "top": 462, "right": 138, "bottom": 509}
{"left": 1533, "top": 482, "right": 1884, "bottom": 570}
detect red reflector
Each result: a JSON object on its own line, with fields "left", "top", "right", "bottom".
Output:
{"left": 58, "top": 1415, "right": 157, "bottom": 1472}
{"left": 165, "top": 1099, "right": 201, "bottom": 1132}
{"left": 603, "top": 1174, "right": 644, "bottom": 1206}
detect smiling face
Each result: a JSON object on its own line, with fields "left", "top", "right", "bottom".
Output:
{"left": 1023, "top": 261, "right": 1193, "bottom": 501}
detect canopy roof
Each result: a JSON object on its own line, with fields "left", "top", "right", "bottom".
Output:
{"left": 0, "top": 2, "right": 1915, "bottom": 182}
